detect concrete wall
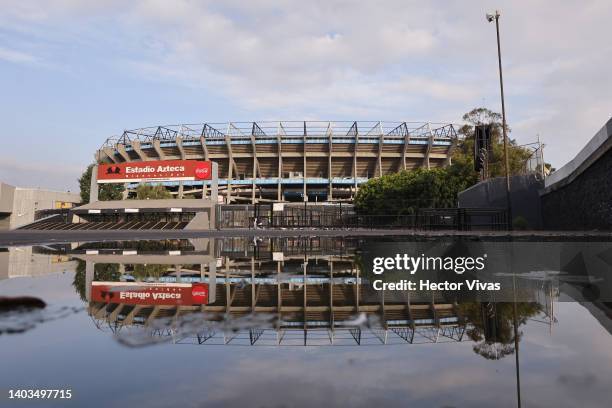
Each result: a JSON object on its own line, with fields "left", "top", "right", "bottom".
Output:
{"left": 0, "top": 183, "right": 16, "bottom": 230}
{"left": 0, "top": 247, "right": 78, "bottom": 281}
{"left": 184, "top": 209, "right": 214, "bottom": 230}
{"left": 541, "top": 117, "right": 612, "bottom": 230}
{"left": 7, "top": 188, "right": 80, "bottom": 229}
{"left": 0, "top": 182, "right": 15, "bottom": 213}
{"left": 458, "top": 174, "right": 544, "bottom": 229}
{"left": 11, "top": 188, "right": 80, "bottom": 228}
{"left": 0, "top": 215, "right": 10, "bottom": 230}
{"left": 0, "top": 250, "right": 8, "bottom": 281}
{"left": 541, "top": 144, "right": 612, "bottom": 230}
{"left": 545, "top": 118, "right": 612, "bottom": 189}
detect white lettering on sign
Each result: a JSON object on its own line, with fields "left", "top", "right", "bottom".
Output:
{"left": 125, "top": 165, "right": 186, "bottom": 174}
{"left": 117, "top": 291, "right": 183, "bottom": 300}
{"left": 120, "top": 291, "right": 150, "bottom": 300}
{"left": 152, "top": 292, "right": 182, "bottom": 300}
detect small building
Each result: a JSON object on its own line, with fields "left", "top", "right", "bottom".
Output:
{"left": 0, "top": 182, "right": 80, "bottom": 230}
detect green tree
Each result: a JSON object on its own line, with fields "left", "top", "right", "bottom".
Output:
{"left": 457, "top": 302, "right": 541, "bottom": 360}
{"left": 455, "top": 107, "right": 533, "bottom": 177}
{"left": 132, "top": 264, "right": 169, "bottom": 280}
{"left": 354, "top": 107, "right": 536, "bottom": 215}
{"left": 354, "top": 167, "right": 478, "bottom": 215}
{"left": 73, "top": 261, "right": 122, "bottom": 302}
{"left": 133, "top": 184, "right": 173, "bottom": 200}
{"left": 78, "top": 164, "right": 124, "bottom": 202}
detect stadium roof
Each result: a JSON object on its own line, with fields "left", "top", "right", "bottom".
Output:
{"left": 101, "top": 121, "right": 458, "bottom": 148}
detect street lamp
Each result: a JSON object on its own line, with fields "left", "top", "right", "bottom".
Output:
{"left": 486, "top": 10, "right": 513, "bottom": 230}
{"left": 490, "top": 15, "right": 520, "bottom": 407}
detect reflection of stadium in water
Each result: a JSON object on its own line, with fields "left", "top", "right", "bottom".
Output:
{"left": 67, "top": 237, "right": 557, "bottom": 347}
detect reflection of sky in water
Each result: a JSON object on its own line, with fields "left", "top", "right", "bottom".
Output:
{"left": 2, "top": 248, "right": 612, "bottom": 407}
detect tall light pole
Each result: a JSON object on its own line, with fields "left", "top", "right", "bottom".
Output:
{"left": 487, "top": 10, "right": 512, "bottom": 230}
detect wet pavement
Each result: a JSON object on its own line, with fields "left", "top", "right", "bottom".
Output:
{"left": 2, "top": 236, "right": 612, "bottom": 407}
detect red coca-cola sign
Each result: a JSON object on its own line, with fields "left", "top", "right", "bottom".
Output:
{"left": 91, "top": 282, "right": 209, "bottom": 305}
{"left": 194, "top": 162, "right": 211, "bottom": 179}
{"left": 191, "top": 285, "right": 208, "bottom": 303}
{"left": 97, "top": 160, "right": 212, "bottom": 183}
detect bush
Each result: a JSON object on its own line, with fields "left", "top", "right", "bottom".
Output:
{"left": 133, "top": 184, "right": 173, "bottom": 200}
{"left": 354, "top": 164, "right": 478, "bottom": 215}
{"left": 78, "top": 164, "right": 124, "bottom": 202}
{"left": 512, "top": 216, "right": 530, "bottom": 230}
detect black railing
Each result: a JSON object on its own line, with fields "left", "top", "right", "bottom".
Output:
{"left": 237, "top": 207, "right": 506, "bottom": 231}
{"left": 217, "top": 203, "right": 508, "bottom": 231}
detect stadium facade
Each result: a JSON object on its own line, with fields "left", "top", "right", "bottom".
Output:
{"left": 97, "top": 121, "right": 457, "bottom": 203}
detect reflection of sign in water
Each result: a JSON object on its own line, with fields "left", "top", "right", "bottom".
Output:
{"left": 91, "top": 282, "right": 208, "bottom": 305}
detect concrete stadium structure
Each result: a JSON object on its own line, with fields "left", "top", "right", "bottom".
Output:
{"left": 76, "top": 237, "right": 556, "bottom": 346}
{"left": 97, "top": 121, "right": 457, "bottom": 203}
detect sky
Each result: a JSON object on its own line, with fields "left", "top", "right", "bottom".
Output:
{"left": 0, "top": 0, "right": 610, "bottom": 192}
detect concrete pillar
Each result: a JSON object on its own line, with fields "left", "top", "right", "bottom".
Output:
{"left": 424, "top": 133, "right": 433, "bottom": 170}
{"left": 353, "top": 133, "right": 359, "bottom": 190}
{"left": 210, "top": 162, "right": 219, "bottom": 203}
{"left": 210, "top": 162, "right": 218, "bottom": 229}
{"left": 178, "top": 182, "right": 184, "bottom": 199}
{"left": 402, "top": 128, "right": 410, "bottom": 170}
{"left": 122, "top": 183, "right": 129, "bottom": 200}
{"left": 176, "top": 137, "right": 185, "bottom": 159}
{"left": 132, "top": 140, "right": 148, "bottom": 161}
{"left": 328, "top": 131, "right": 333, "bottom": 201}
{"left": 203, "top": 261, "right": 216, "bottom": 304}
{"left": 202, "top": 181, "right": 208, "bottom": 199}
{"left": 153, "top": 140, "right": 166, "bottom": 160}
{"left": 377, "top": 133, "right": 383, "bottom": 177}
{"left": 277, "top": 135, "right": 283, "bottom": 201}
{"left": 252, "top": 155, "right": 257, "bottom": 204}
{"left": 116, "top": 144, "right": 131, "bottom": 161}
{"left": 89, "top": 165, "right": 99, "bottom": 203}
{"left": 85, "top": 260, "right": 94, "bottom": 302}
{"left": 224, "top": 136, "right": 234, "bottom": 204}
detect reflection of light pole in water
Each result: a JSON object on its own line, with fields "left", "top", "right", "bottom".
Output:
{"left": 511, "top": 254, "right": 522, "bottom": 408}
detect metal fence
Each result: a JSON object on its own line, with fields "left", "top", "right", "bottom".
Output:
{"left": 217, "top": 204, "right": 507, "bottom": 231}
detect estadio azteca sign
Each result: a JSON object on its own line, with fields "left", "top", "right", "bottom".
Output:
{"left": 91, "top": 282, "right": 209, "bottom": 305}
{"left": 97, "top": 160, "right": 212, "bottom": 183}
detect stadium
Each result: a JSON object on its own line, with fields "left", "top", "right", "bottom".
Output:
{"left": 97, "top": 121, "right": 458, "bottom": 203}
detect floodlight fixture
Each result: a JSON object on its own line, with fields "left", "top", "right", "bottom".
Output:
{"left": 486, "top": 10, "right": 500, "bottom": 22}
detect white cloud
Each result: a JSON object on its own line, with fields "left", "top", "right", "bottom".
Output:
{"left": 0, "top": 0, "right": 611, "bottom": 168}
{"left": 0, "top": 46, "right": 38, "bottom": 64}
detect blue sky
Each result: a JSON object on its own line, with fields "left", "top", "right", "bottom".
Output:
{"left": 0, "top": 0, "right": 610, "bottom": 191}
